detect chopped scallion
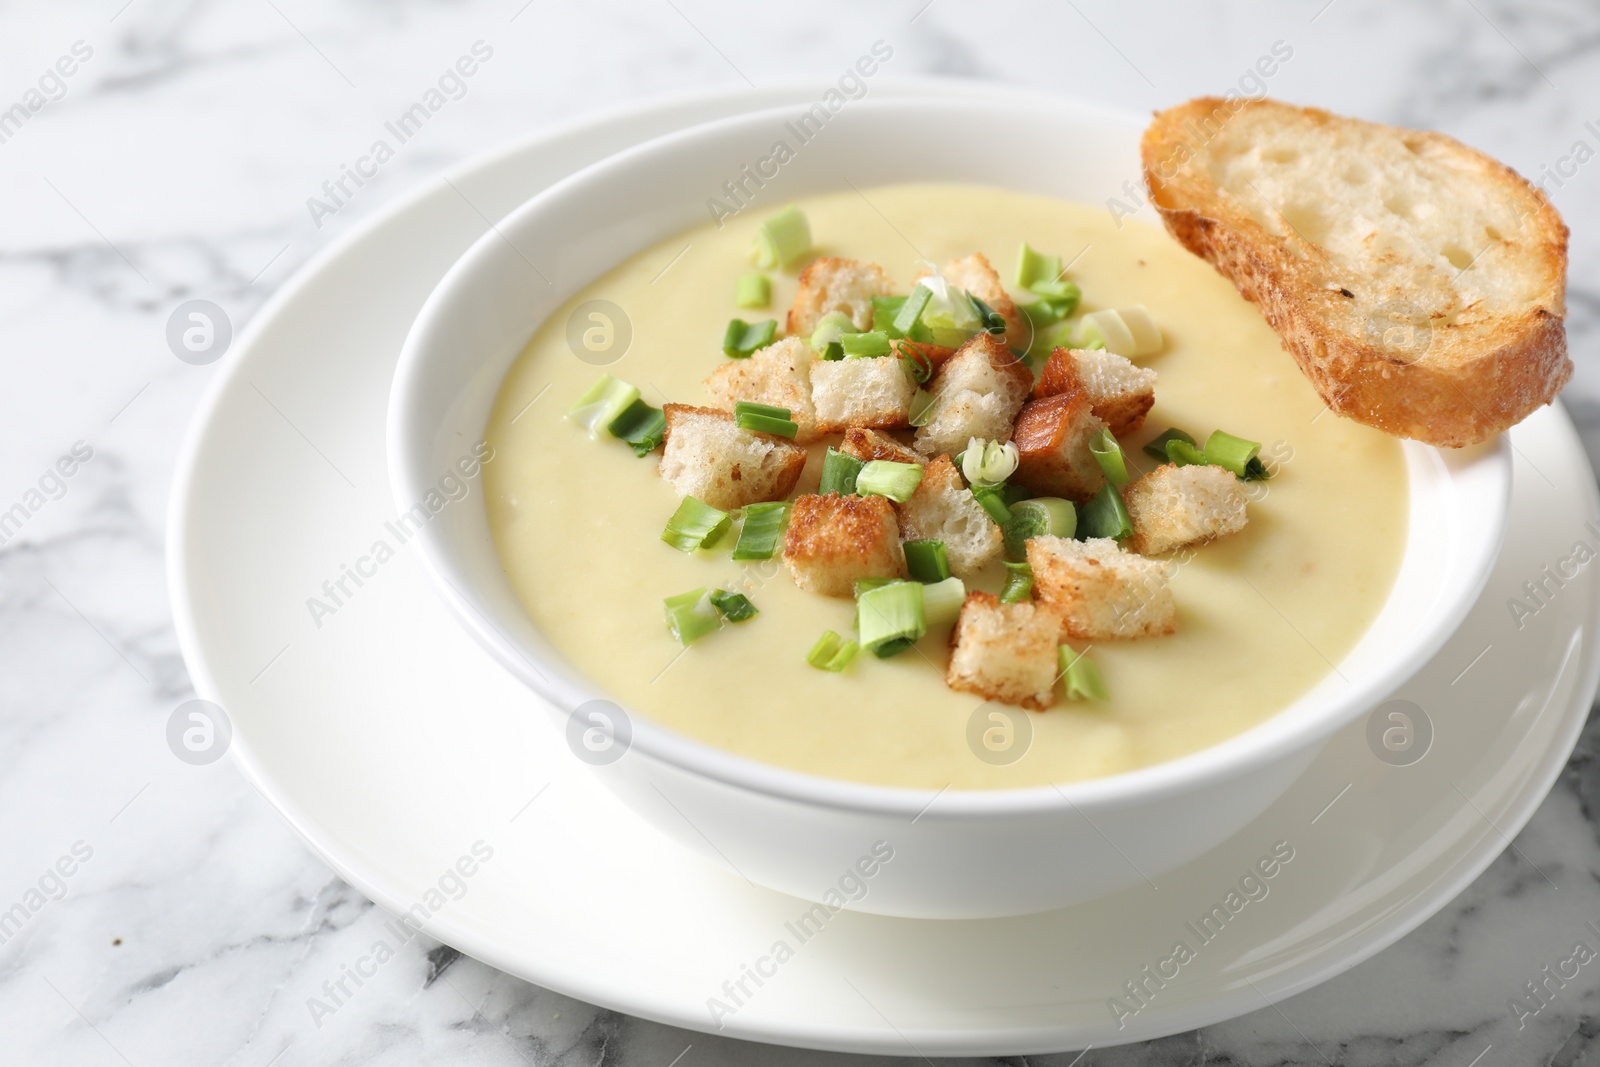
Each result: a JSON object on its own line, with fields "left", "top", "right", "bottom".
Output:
{"left": 893, "top": 284, "right": 933, "bottom": 335}
{"left": 660, "top": 497, "right": 731, "bottom": 552}
{"left": 1016, "top": 242, "right": 1062, "bottom": 291}
{"left": 1001, "top": 484, "right": 1035, "bottom": 507}
{"left": 809, "top": 310, "right": 857, "bottom": 353}
{"left": 566, "top": 374, "right": 641, "bottom": 438}
{"left": 897, "top": 342, "right": 935, "bottom": 384}
{"left": 819, "top": 448, "right": 864, "bottom": 496}
{"left": 921, "top": 576, "right": 966, "bottom": 627}
{"left": 968, "top": 293, "right": 1007, "bottom": 335}
{"left": 1166, "top": 439, "right": 1208, "bottom": 467}
{"left": 908, "top": 387, "right": 937, "bottom": 427}
{"left": 1243, "top": 456, "right": 1272, "bottom": 481}
{"left": 1001, "top": 496, "right": 1076, "bottom": 561}
{"left": 1079, "top": 483, "right": 1132, "bottom": 541}
{"left": 961, "top": 438, "right": 1020, "bottom": 487}
{"left": 731, "top": 501, "right": 788, "bottom": 560}
{"left": 1089, "top": 427, "right": 1130, "bottom": 485}
{"left": 971, "top": 484, "right": 1012, "bottom": 524}
{"left": 1143, "top": 428, "right": 1195, "bottom": 462}
{"left": 903, "top": 539, "right": 951, "bottom": 583}
{"left": 1000, "top": 561, "right": 1034, "bottom": 603}
{"left": 853, "top": 576, "right": 902, "bottom": 597}
{"left": 857, "top": 580, "right": 926, "bottom": 655}
{"left": 735, "top": 273, "right": 771, "bottom": 309}
{"left": 1079, "top": 307, "right": 1162, "bottom": 357}
{"left": 1203, "top": 430, "right": 1263, "bottom": 478}
{"left": 856, "top": 460, "right": 924, "bottom": 503}
{"left": 806, "top": 630, "right": 860, "bottom": 672}
{"left": 733, "top": 400, "right": 799, "bottom": 438}
{"left": 840, "top": 331, "right": 892, "bottom": 359}
{"left": 871, "top": 295, "right": 907, "bottom": 335}
{"left": 606, "top": 398, "right": 667, "bottom": 456}
{"left": 1061, "top": 646, "right": 1109, "bottom": 701}
{"left": 722, "top": 318, "right": 777, "bottom": 358}
{"left": 709, "top": 589, "right": 758, "bottom": 622}
{"left": 750, "top": 206, "right": 811, "bottom": 270}
{"left": 664, "top": 588, "right": 719, "bottom": 646}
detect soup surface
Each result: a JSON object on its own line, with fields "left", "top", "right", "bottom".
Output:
{"left": 484, "top": 183, "right": 1407, "bottom": 790}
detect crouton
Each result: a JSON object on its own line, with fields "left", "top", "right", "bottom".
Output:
{"left": 1035, "top": 347, "right": 1157, "bottom": 437}
{"left": 658, "top": 404, "right": 806, "bottom": 511}
{"left": 913, "top": 332, "right": 1034, "bottom": 456}
{"left": 893, "top": 339, "right": 959, "bottom": 376}
{"left": 811, "top": 356, "right": 917, "bottom": 433}
{"left": 839, "top": 427, "right": 926, "bottom": 465}
{"left": 704, "top": 336, "right": 820, "bottom": 443}
{"left": 787, "top": 257, "right": 895, "bottom": 337}
{"left": 1027, "top": 536, "right": 1176, "bottom": 640}
{"left": 945, "top": 591, "right": 1062, "bottom": 710}
{"left": 1126, "top": 464, "right": 1249, "bottom": 556}
{"left": 917, "top": 253, "right": 1027, "bottom": 347}
{"left": 898, "top": 455, "right": 1004, "bottom": 577}
{"left": 1011, "top": 390, "right": 1107, "bottom": 502}
{"left": 782, "top": 493, "right": 905, "bottom": 597}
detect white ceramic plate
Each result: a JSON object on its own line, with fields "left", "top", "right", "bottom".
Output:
{"left": 168, "top": 80, "right": 1600, "bottom": 1055}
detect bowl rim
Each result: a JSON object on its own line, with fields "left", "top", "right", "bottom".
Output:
{"left": 388, "top": 94, "right": 1513, "bottom": 819}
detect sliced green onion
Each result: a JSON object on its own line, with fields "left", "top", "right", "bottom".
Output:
{"left": 840, "top": 331, "right": 892, "bottom": 359}
{"left": 857, "top": 460, "right": 924, "bottom": 503}
{"left": 1089, "top": 427, "right": 1130, "bottom": 485}
{"left": 1203, "top": 430, "right": 1263, "bottom": 477}
{"left": 1001, "top": 484, "right": 1035, "bottom": 507}
{"left": 854, "top": 576, "right": 901, "bottom": 597}
{"left": 872, "top": 295, "right": 907, "bottom": 336}
{"left": 566, "top": 374, "right": 640, "bottom": 438}
{"left": 908, "top": 387, "right": 937, "bottom": 427}
{"left": 1016, "top": 242, "right": 1063, "bottom": 291}
{"left": 822, "top": 341, "right": 845, "bottom": 361}
{"left": 857, "top": 580, "right": 926, "bottom": 655}
{"left": 731, "top": 501, "right": 788, "bottom": 560}
{"left": 723, "top": 318, "right": 777, "bottom": 358}
{"left": 1143, "top": 428, "right": 1195, "bottom": 462}
{"left": 750, "top": 206, "right": 810, "bottom": 270}
{"left": 1000, "top": 561, "right": 1034, "bottom": 603}
{"left": 893, "top": 285, "right": 933, "bottom": 335}
{"left": 1020, "top": 298, "right": 1072, "bottom": 330}
{"left": 664, "top": 588, "right": 719, "bottom": 646}
{"left": 897, "top": 343, "right": 935, "bottom": 384}
{"left": 1243, "top": 456, "right": 1272, "bottom": 481}
{"left": 661, "top": 496, "right": 731, "bottom": 552}
{"left": 806, "top": 630, "right": 859, "bottom": 672}
{"left": 970, "top": 484, "right": 1012, "bottom": 525}
{"left": 819, "top": 448, "right": 864, "bottom": 496}
{"left": 709, "top": 589, "right": 758, "bottom": 622}
{"left": 1079, "top": 483, "right": 1131, "bottom": 541}
{"left": 809, "top": 310, "right": 857, "bottom": 353}
{"left": 968, "top": 293, "right": 1007, "bottom": 335}
{"left": 1079, "top": 307, "right": 1161, "bottom": 357}
{"left": 1029, "top": 279, "right": 1081, "bottom": 305}
{"left": 733, "top": 400, "right": 799, "bottom": 438}
{"left": 1167, "top": 439, "right": 1208, "bottom": 467}
{"left": 871, "top": 637, "right": 917, "bottom": 659}
{"left": 922, "top": 576, "right": 966, "bottom": 627}
{"left": 903, "top": 539, "right": 951, "bottom": 583}
{"left": 961, "top": 438, "right": 1019, "bottom": 486}
{"left": 1002, "top": 496, "right": 1077, "bottom": 561}
{"left": 735, "top": 273, "right": 771, "bottom": 309}
{"left": 1077, "top": 321, "right": 1108, "bottom": 351}
{"left": 606, "top": 399, "right": 667, "bottom": 456}
{"left": 1061, "top": 646, "right": 1109, "bottom": 701}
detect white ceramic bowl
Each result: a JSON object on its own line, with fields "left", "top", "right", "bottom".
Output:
{"left": 388, "top": 96, "right": 1511, "bottom": 919}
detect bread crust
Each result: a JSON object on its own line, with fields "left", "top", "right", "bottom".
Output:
{"left": 1142, "top": 97, "right": 1570, "bottom": 447}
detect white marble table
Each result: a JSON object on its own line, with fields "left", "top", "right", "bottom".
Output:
{"left": 3, "top": 1, "right": 1598, "bottom": 1063}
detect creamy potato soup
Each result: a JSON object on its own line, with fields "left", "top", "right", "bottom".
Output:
{"left": 484, "top": 184, "right": 1407, "bottom": 791}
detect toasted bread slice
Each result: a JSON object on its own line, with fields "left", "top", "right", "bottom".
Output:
{"left": 659, "top": 404, "right": 806, "bottom": 510}
{"left": 782, "top": 493, "right": 905, "bottom": 597}
{"left": 946, "top": 591, "right": 1061, "bottom": 710}
{"left": 1027, "top": 535, "right": 1175, "bottom": 640}
{"left": 1142, "top": 97, "right": 1569, "bottom": 447}
{"left": 1125, "top": 464, "right": 1248, "bottom": 556}
{"left": 1036, "top": 347, "right": 1157, "bottom": 437}
{"left": 811, "top": 355, "right": 917, "bottom": 432}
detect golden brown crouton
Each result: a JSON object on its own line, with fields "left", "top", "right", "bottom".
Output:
{"left": 898, "top": 455, "right": 1004, "bottom": 577}
{"left": 945, "top": 591, "right": 1062, "bottom": 710}
{"left": 1011, "top": 390, "right": 1107, "bottom": 502}
{"left": 893, "top": 338, "right": 958, "bottom": 376}
{"left": 839, "top": 427, "right": 926, "bottom": 465}
{"left": 704, "top": 336, "right": 820, "bottom": 443}
{"left": 659, "top": 404, "right": 806, "bottom": 511}
{"left": 782, "top": 493, "right": 905, "bottom": 597}
{"left": 1035, "top": 347, "right": 1158, "bottom": 437}
{"left": 1126, "top": 464, "right": 1249, "bottom": 555}
{"left": 1027, "top": 535, "right": 1175, "bottom": 640}
{"left": 913, "top": 332, "right": 1034, "bottom": 456}
{"left": 917, "top": 253, "right": 1027, "bottom": 348}
{"left": 811, "top": 356, "right": 916, "bottom": 432}
{"left": 786, "top": 257, "right": 894, "bottom": 337}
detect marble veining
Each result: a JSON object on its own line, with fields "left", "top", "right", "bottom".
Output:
{"left": 2, "top": 0, "right": 1599, "bottom": 1063}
